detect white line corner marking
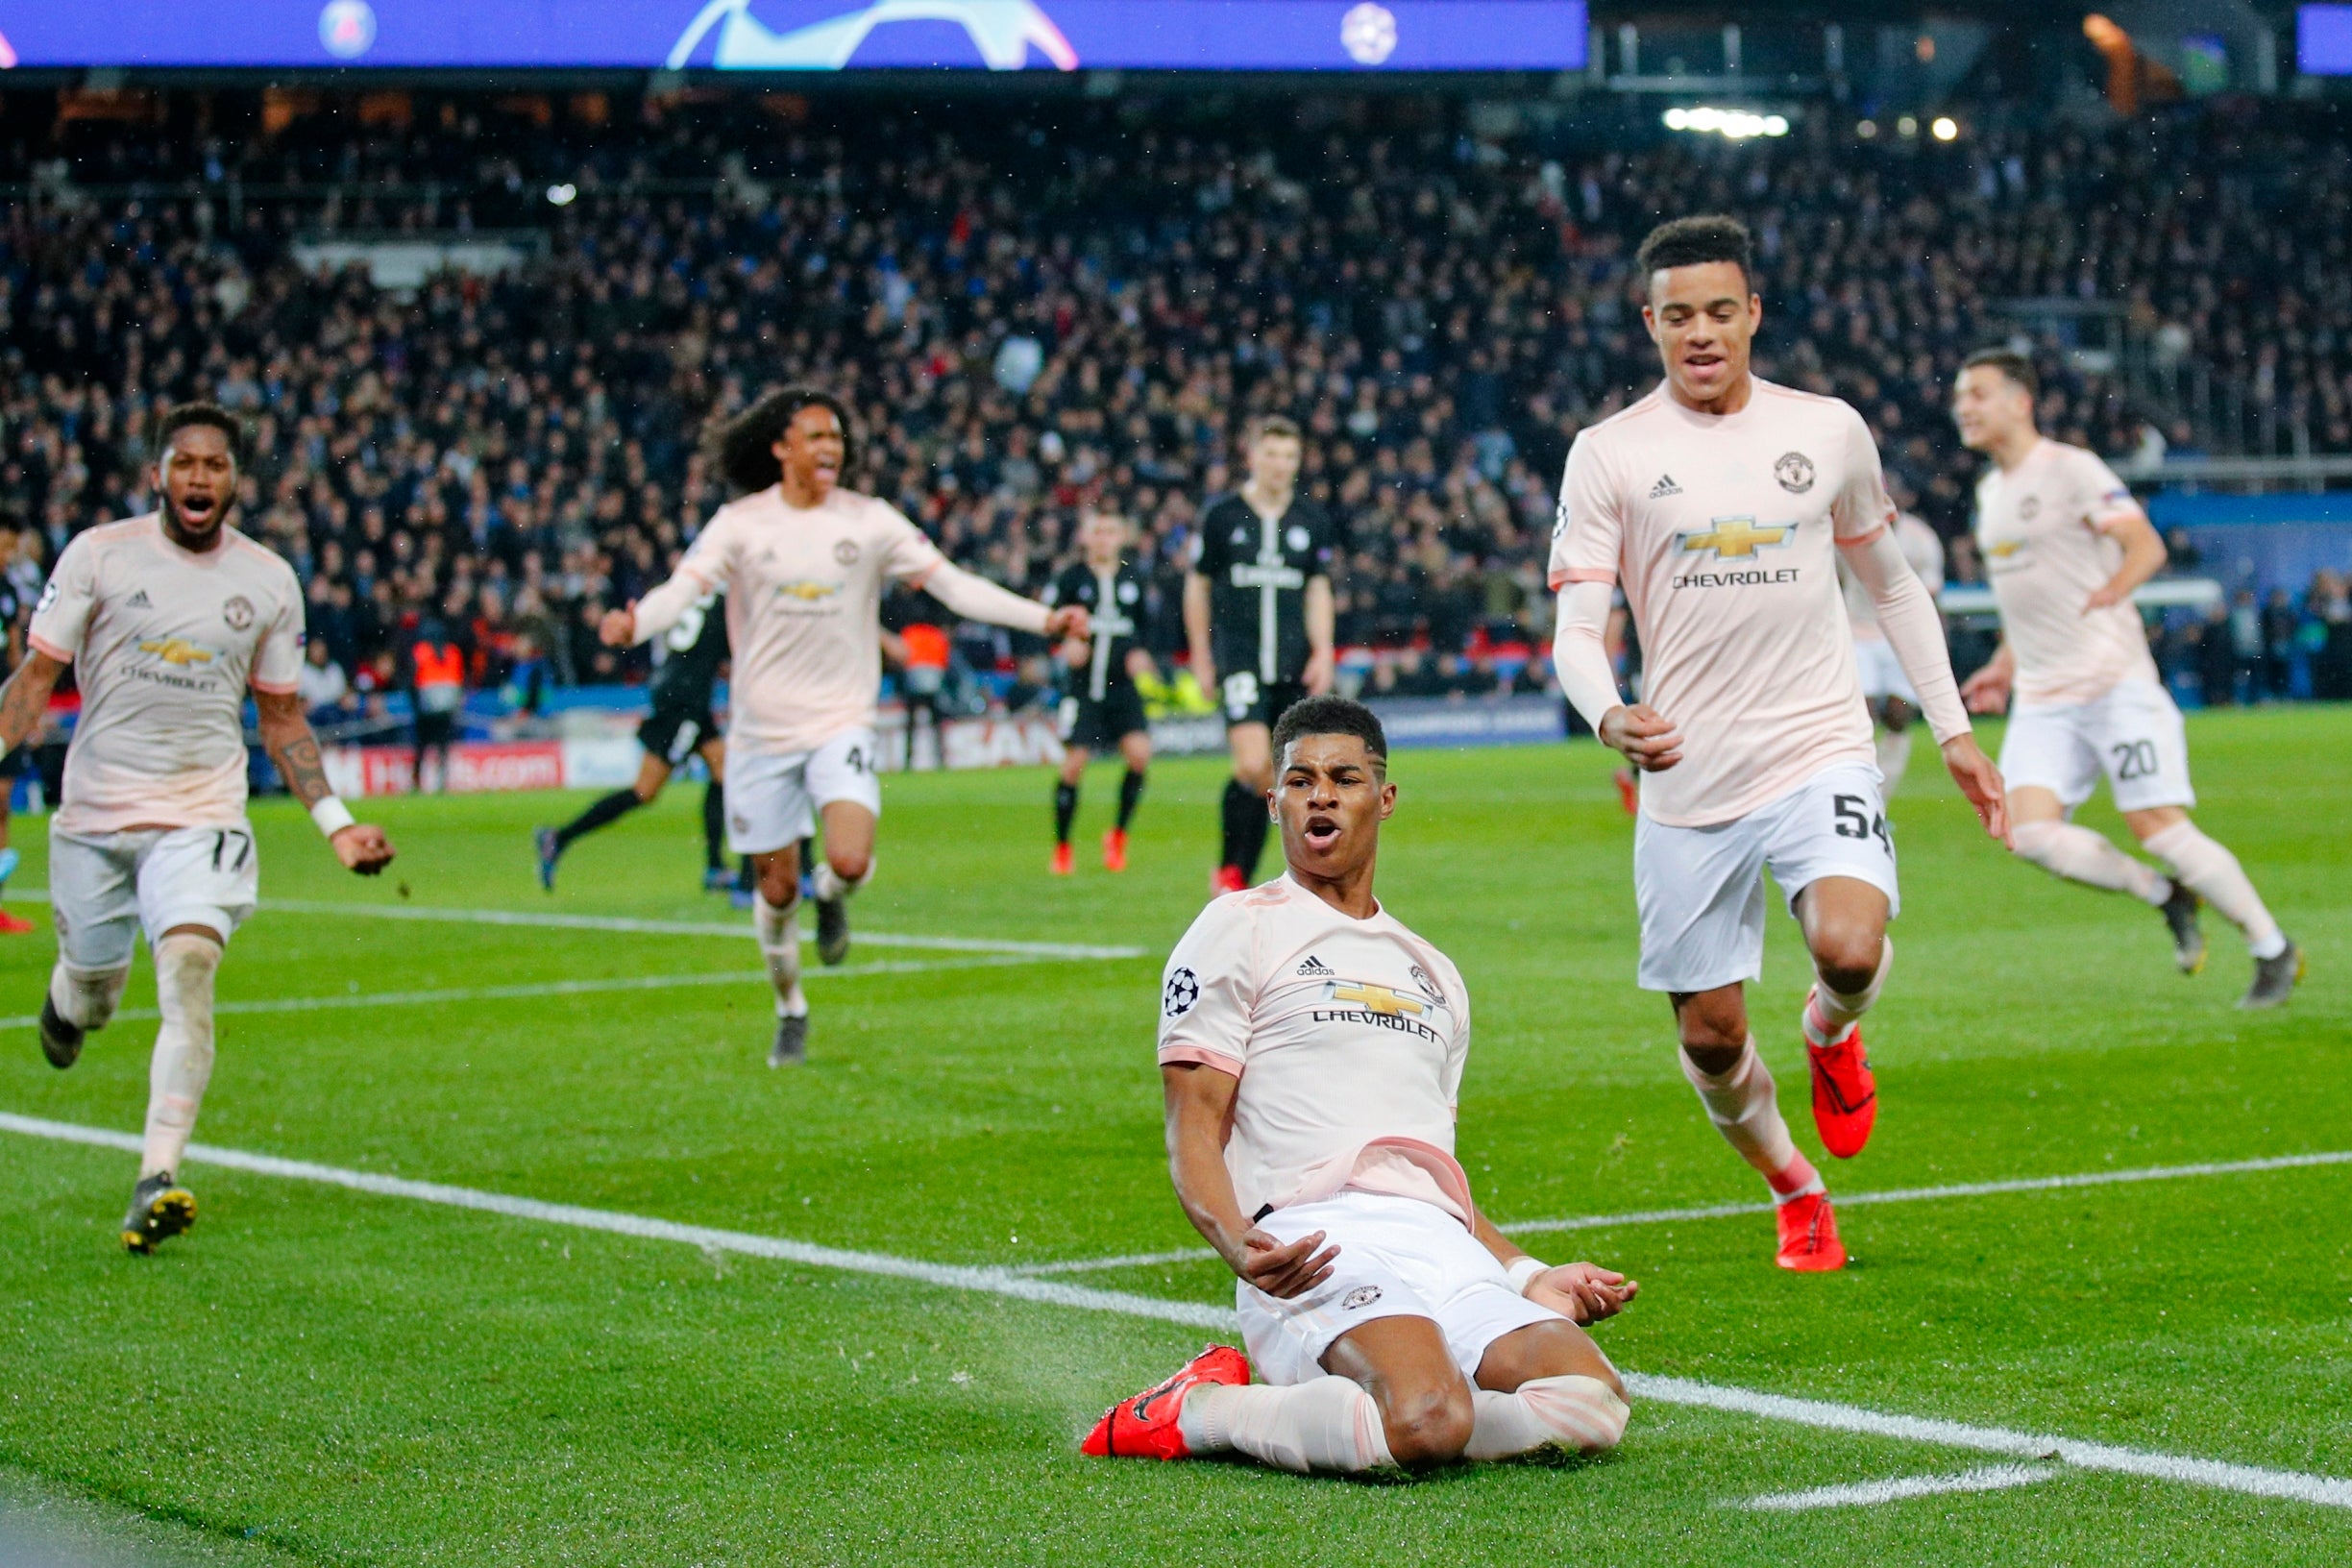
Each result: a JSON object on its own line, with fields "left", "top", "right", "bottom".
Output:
{"left": 1, "top": 1113, "right": 2346, "bottom": 1513}
{"left": 1742, "top": 1463, "right": 2059, "bottom": 1511}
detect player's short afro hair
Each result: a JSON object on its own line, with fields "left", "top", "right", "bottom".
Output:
{"left": 156, "top": 402, "right": 251, "bottom": 470}
{"left": 1271, "top": 695, "right": 1388, "bottom": 770}
{"left": 705, "top": 385, "right": 861, "bottom": 495}
{"left": 1635, "top": 214, "right": 1754, "bottom": 286}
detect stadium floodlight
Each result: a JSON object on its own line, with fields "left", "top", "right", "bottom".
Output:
{"left": 1931, "top": 116, "right": 1960, "bottom": 141}
{"left": 546, "top": 184, "right": 578, "bottom": 207}
{"left": 1662, "top": 107, "right": 1791, "bottom": 140}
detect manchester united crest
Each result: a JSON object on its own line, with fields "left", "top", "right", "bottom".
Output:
{"left": 222, "top": 595, "right": 256, "bottom": 631}
{"left": 1774, "top": 452, "right": 1817, "bottom": 494}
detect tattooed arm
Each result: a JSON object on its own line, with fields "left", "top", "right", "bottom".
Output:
{"left": 253, "top": 687, "right": 396, "bottom": 874}
{"left": 0, "top": 649, "right": 64, "bottom": 755}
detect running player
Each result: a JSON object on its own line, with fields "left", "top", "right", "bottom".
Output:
{"left": 1548, "top": 216, "right": 2007, "bottom": 1271}
{"left": 1838, "top": 504, "right": 1947, "bottom": 797}
{"left": 1185, "top": 416, "right": 1337, "bottom": 894}
{"left": 0, "top": 404, "right": 395, "bottom": 1251}
{"left": 1086, "top": 697, "right": 1635, "bottom": 1473}
{"left": 537, "top": 587, "right": 731, "bottom": 894}
{"left": 1952, "top": 349, "right": 2302, "bottom": 1007}
{"left": 600, "top": 387, "right": 1087, "bottom": 1066}
{"left": 1045, "top": 509, "right": 1153, "bottom": 875}
{"left": 0, "top": 518, "right": 39, "bottom": 933}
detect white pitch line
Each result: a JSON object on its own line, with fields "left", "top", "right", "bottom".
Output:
{"left": 0, "top": 952, "right": 1065, "bottom": 1033}
{"left": 1008, "top": 1148, "right": 2352, "bottom": 1275}
{"left": 1742, "top": 1463, "right": 2059, "bottom": 1511}
{"left": 3, "top": 890, "right": 1145, "bottom": 962}
{"left": 0, "top": 1112, "right": 2345, "bottom": 1512}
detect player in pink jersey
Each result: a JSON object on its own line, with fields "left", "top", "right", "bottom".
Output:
{"left": 1952, "top": 350, "right": 2301, "bottom": 1008}
{"left": 1838, "top": 506, "right": 1947, "bottom": 796}
{"left": 601, "top": 388, "right": 1087, "bottom": 1066}
{"left": 0, "top": 405, "right": 395, "bottom": 1252}
{"left": 1549, "top": 217, "right": 2008, "bottom": 1271}
{"left": 1085, "top": 697, "right": 1634, "bottom": 1474}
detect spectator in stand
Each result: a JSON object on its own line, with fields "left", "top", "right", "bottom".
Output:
{"left": 2309, "top": 570, "right": 2352, "bottom": 701}
{"left": 404, "top": 613, "right": 468, "bottom": 793}
{"left": 298, "top": 638, "right": 354, "bottom": 725}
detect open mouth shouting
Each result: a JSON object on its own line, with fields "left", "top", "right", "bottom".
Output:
{"left": 1301, "top": 812, "right": 1343, "bottom": 853}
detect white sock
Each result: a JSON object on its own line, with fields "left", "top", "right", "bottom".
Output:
{"left": 1464, "top": 1375, "right": 1630, "bottom": 1460}
{"left": 141, "top": 934, "right": 220, "bottom": 1181}
{"left": 1804, "top": 935, "right": 1893, "bottom": 1046}
{"left": 49, "top": 961, "right": 129, "bottom": 1031}
{"left": 811, "top": 860, "right": 875, "bottom": 903}
{"left": 1680, "top": 1041, "right": 1822, "bottom": 1203}
{"left": 1874, "top": 729, "right": 1914, "bottom": 796}
{"left": 1177, "top": 1377, "right": 1395, "bottom": 1474}
{"left": 2142, "top": 821, "right": 2287, "bottom": 959}
{"left": 2012, "top": 820, "right": 2169, "bottom": 906}
{"left": 754, "top": 894, "right": 808, "bottom": 1018}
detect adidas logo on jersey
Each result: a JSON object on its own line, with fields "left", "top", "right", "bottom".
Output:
{"left": 127, "top": 590, "right": 153, "bottom": 608}
{"left": 1295, "top": 954, "right": 1335, "bottom": 977}
{"left": 1649, "top": 475, "right": 1682, "bottom": 499}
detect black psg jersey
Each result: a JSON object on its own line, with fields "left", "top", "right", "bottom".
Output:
{"left": 1191, "top": 493, "right": 1337, "bottom": 684}
{"left": 1046, "top": 559, "right": 1149, "bottom": 701}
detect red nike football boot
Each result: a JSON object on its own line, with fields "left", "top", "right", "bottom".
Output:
{"left": 1612, "top": 768, "right": 1639, "bottom": 816}
{"left": 1774, "top": 1190, "right": 1848, "bottom": 1272}
{"left": 1081, "top": 1344, "right": 1249, "bottom": 1459}
{"left": 1102, "top": 828, "right": 1128, "bottom": 872}
{"left": 1212, "top": 865, "right": 1247, "bottom": 895}
{"left": 0, "top": 910, "right": 35, "bottom": 934}
{"left": 1051, "top": 842, "right": 1074, "bottom": 876}
{"left": 1804, "top": 995, "right": 1877, "bottom": 1159}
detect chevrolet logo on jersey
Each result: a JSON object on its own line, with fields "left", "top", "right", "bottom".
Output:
{"left": 138, "top": 638, "right": 214, "bottom": 667}
{"left": 1678, "top": 517, "right": 1796, "bottom": 560}
{"left": 1326, "top": 981, "right": 1424, "bottom": 1017}
{"left": 1314, "top": 978, "right": 1442, "bottom": 1042}
{"left": 775, "top": 579, "right": 843, "bottom": 602}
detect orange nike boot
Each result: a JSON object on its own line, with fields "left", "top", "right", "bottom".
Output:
{"left": 1082, "top": 1344, "right": 1250, "bottom": 1458}
{"left": 1102, "top": 828, "right": 1128, "bottom": 872}
{"left": 1212, "top": 865, "right": 1247, "bottom": 895}
{"left": 1050, "top": 842, "right": 1074, "bottom": 876}
{"left": 0, "top": 910, "right": 35, "bottom": 934}
{"left": 1775, "top": 1190, "right": 1848, "bottom": 1271}
{"left": 1804, "top": 993, "right": 1877, "bottom": 1159}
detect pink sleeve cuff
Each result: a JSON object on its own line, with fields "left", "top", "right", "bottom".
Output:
{"left": 1547, "top": 567, "right": 1614, "bottom": 590}
{"left": 26, "top": 634, "right": 73, "bottom": 663}
{"left": 1157, "top": 1045, "right": 1243, "bottom": 1077}
{"left": 249, "top": 678, "right": 300, "bottom": 696}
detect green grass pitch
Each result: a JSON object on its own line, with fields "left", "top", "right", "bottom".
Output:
{"left": 0, "top": 706, "right": 2343, "bottom": 1564}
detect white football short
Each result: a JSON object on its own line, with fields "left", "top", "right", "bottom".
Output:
{"left": 723, "top": 727, "right": 883, "bottom": 855}
{"left": 1852, "top": 637, "right": 1919, "bottom": 705}
{"left": 1999, "top": 678, "right": 2194, "bottom": 816}
{"left": 48, "top": 821, "right": 260, "bottom": 971}
{"left": 1237, "top": 1190, "right": 1560, "bottom": 1388}
{"left": 1633, "top": 759, "right": 1899, "bottom": 993}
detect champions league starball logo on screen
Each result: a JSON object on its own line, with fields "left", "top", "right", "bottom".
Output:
{"left": 667, "top": 0, "right": 1079, "bottom": 71}
{"left": 317, "top": 0, "right": 378, "bottom": 60}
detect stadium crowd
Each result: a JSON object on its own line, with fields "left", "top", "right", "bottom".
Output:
{"left": 3, "top": 90, "right": 2349, "bottom": 721}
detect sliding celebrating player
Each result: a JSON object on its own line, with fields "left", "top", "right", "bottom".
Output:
{"left": 1, "top": 405, "right": 394, "bottom": 1252}
{"left": 601, "top": 387, "right": 1086, "bottom": 1066}
{"left": 1952, "top": 350, "right": 2301, "bottom": 1007}
{"left": 1045, "top": 509, "right": 1154, "bottom": 875}
{"left": 1550, "top": 217, "right": 2006, "bottom": 1271}
{"left": 1185, "top": 416, "right": 1337, "bottom": 894}
{"left": 1087, "top": 698, "right": 1634, "bottom": 1473}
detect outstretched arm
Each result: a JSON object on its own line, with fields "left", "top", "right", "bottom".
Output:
{"left": 918, "top": 560, "right": 1089, "bottom": 641}
{"left": 0, "top": 649, "right": 64, "bottom": 755}
{"left": 1164, "top": 1063, "right": 1336, "bottom": 1300}
{"left": 253, "top": 688, "right": 395, "bottom": 874}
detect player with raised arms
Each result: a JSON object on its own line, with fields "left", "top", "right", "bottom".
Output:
{"left": 600, "top": 387, "right": 1088, "bottom": 1066}
{"left": 0, "top": 404, "right": 396, "bottom": 1251}
{"left": 1085, "top": 696, "right": 1636, "bottom": 1474}
{"left": 1185, "top": 416, "right": 1337, "bottom": 894}
{"left": 1045, "top": 508, "right": 1155, "bottom": 875}
{"left": 1952, "top": 349, "right": 2301, "bottom": 1007}
{"left": 1549, "top": 216, "right": 2008, "bottom": 1271}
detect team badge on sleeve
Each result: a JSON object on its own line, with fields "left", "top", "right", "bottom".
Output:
{"left": 1163, "top": 968, "right": 1199, "bottom": 1017}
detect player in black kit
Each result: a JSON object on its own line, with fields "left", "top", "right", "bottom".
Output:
{"left": 1045, "top": 510, "right": 1156, "bottom": 875}
{"left": 1184, "top": 416, "right": 1337, "bottom": 893}
{"left": 536, "top": 589, "right": 732, "bottom": 892}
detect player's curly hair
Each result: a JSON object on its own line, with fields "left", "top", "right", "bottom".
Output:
{"left": 705, "top": 385, "right": 860, "bottom": 495}
{"left": 155, "top": 402, "right": 251, "bottom": 470}
{"left": 1271, "top": 695, "right": 1387, "bottom": 771}
{"left": 1635, "top": 213, "right": 1753, "bottom": 285}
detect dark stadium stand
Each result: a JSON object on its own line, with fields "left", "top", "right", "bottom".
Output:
{"left": 4, "top": 89, "right": 2349, "bottom": 710}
